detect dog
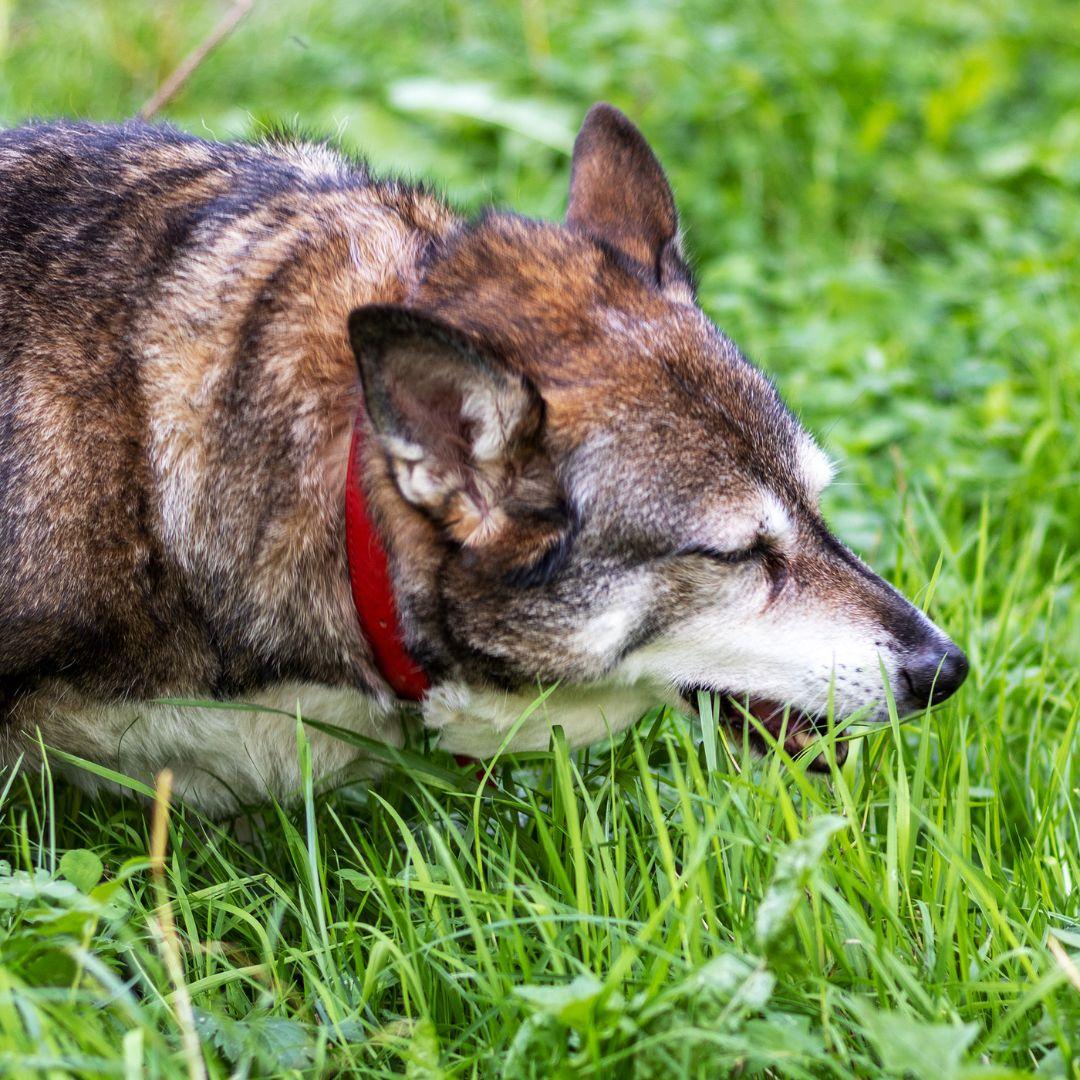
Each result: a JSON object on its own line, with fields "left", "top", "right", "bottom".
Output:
{"left": 0, "top": 104, "right": 967, "bottom": 813}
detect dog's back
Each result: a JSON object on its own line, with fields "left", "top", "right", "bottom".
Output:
{"left": 0, "top": 122, "right": 443, "bottom": 713}
{"left": 0, "top": 123, "right": 231, "bottom": 706}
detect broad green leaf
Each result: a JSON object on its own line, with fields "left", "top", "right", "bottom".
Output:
{"left": 756, "top": 815, "right": 846, "bottom": 948}
{"left": 388, "top": 79, "right": 575, "bottom": 152}
{"left": 59, "top": 849, "right": 103, "bottom": 894}
{"left": 404, "top": 1018, "right": 443, "bottom": 1079}
{"left": 855, "top": 1007, "right": 978, "bottom": 1080}
{"left": 515, "top": 974, "right": 606, "bottom": 1031}
{"left": 690, "top": 953, "right": 775, "bottom": 1012}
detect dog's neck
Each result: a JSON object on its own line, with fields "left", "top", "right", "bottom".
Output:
{"left": 344, "top": 416, "right": 431, "bottom": 701}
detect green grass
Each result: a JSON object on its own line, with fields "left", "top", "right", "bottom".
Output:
{"left": 1, "top": 0, "right": 1078, "bottom": 1075}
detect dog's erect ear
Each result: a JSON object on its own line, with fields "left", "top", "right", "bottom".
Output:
{"left": 349, "top": 304, "right": 572, "bottom": 581}
{"left": 566, "top": 102, "right": 690, "bottom": 294}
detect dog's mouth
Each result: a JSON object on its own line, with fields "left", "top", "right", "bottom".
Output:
{"left": 679, "top": 688, "right": 848, "bottom": 772}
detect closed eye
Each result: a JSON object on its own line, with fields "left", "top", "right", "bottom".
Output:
{"left": 676, "top": 539, "right": 772, "bottom": 565}
{"left": 678, "top": 538, "right": 790, "bottom": 599}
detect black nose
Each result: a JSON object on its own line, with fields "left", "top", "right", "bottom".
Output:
{"left": 901, "top": 641, "right": 969, "bottom": 708}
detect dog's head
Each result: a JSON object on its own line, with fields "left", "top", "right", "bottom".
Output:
{"left": 349, "top": 104, "right": 967, "bottom": 761}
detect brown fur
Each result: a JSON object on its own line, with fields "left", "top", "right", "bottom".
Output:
{"left": 0, "top": 106, "right": 966, "bottom": 801}
{"left": 0, "top": 124, "right": 451, "bottom": 737}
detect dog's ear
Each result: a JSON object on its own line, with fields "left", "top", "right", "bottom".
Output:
{"left": 349, "top": 304, "right": 572, "bottom": 582}
{"left": 566, "top": 102, "right": 691, "bottom": 295}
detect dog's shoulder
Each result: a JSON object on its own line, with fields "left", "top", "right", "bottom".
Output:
{"left": 0, "top": 119, "right": 454, "bottom": 704}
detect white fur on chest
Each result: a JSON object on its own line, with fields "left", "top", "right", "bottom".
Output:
{"left": 39, "top": 672, "right": 671, "bottom": 816}
{"left": 422, "top": 676, "right": 674, "bottom": 757}
{"left": 46, "top": 682, "right": 401, "bottom": 815}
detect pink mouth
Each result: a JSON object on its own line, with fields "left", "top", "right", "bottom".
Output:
{"left": 682, "top": 691, "right": 849, "bottom": 772}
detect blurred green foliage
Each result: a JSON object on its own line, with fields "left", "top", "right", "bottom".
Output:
{"left": 0, "top": 2, "right": 1077, "bottom": 1076}
{"left": 2, "top": 0, "right": 1076, "bottom": 577}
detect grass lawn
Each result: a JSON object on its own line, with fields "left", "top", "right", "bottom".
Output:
{"left": 1, "top": 1, "right": 1078, "bottom": 1075}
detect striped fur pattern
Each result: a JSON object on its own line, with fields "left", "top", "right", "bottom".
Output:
{"left": 0, "top": 107, "right": 966, "bottom": 812}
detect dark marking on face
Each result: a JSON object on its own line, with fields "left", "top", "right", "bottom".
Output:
{"left": 0, "top": 105, "right": 965, "bottom": 790}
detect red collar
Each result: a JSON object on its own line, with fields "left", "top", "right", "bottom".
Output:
{"left": 345, "top": 420, "right": 430, "bottom": 701}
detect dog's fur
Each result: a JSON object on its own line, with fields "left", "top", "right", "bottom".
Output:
{"left": 0, "top": 105, "right": 967, "bottom": 812}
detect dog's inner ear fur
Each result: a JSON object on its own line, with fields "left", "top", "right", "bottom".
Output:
{"left": 349, "top": 305, "right": 572, "bottom": 583}
{"left": 566, "top": 102, "right": 691, "bottom": 295}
